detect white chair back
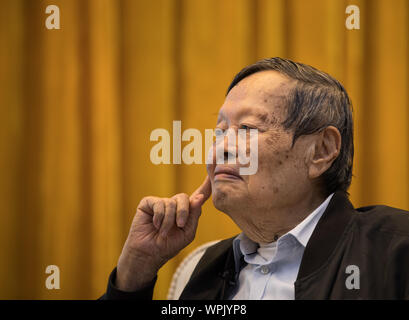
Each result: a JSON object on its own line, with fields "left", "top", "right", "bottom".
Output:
{"left": 167, "top": 240, "right": 221, "bottom": 300}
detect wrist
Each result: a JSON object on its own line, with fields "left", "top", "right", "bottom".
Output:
{"left": 115, "top": 251, "right": 159, "bottom": 292}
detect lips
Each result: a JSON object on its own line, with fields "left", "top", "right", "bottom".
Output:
{"left": 214, "top": 166, "right": 243, "bottom": 180}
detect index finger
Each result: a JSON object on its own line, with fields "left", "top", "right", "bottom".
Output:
{"left": 190, "top": 175, "right": 212, "bottom": 202}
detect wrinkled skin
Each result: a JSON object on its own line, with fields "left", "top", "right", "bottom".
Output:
{"left": 207, "top": 71, "right": 339, "bottom": 243}
{"left": 115, "top": 70, "right": 341, "bottom": 291}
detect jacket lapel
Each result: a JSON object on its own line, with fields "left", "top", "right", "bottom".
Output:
{"left": 296, "top": 191, "right": 355, "bottom": 280}
{"left": 179, "top": 191, "right": 356, "bottom": 300}
{"left": 179, "top": 237, "right": 236, "bottom": 300}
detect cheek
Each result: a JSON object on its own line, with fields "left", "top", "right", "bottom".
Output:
{"left": 247, "top": 144, "right": 303, "bottom": 194}
{"left": 247, "top": 150, "right": 284, "bottom": 187}
{"left": 259, "top": 134, "right": 293, "bottom": 170}
{"left": 262, "top": 131, "right": 295, "bottom": 165}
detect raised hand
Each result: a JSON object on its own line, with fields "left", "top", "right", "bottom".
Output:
{"left": 115, "top": 176, "right": 212, "bottom": 291}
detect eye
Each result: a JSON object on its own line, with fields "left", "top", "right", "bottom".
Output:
{"left": 239, "top": 124, "right": 254, "bottom": 131}
{"left": 215, "top": 128, "right": 227, "bottom": 137}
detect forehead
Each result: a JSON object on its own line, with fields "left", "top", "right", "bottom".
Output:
{"left": 219, "top": 71, "right": 292, "bottom": 121}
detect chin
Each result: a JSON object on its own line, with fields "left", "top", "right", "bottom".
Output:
{"left": 212, "top": 188, "right": 242, "bottom": 213}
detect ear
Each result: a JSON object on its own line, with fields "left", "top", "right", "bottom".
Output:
{"left": 308, "top": 126, "right": 341, "bottom": 179}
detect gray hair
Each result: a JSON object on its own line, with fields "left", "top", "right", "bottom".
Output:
{"left": 227, "top": 57, "right": 354, "bottom": 196}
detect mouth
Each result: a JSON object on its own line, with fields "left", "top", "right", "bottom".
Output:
{"left": 214, "top": 166, "right": 243, "bottom": 181}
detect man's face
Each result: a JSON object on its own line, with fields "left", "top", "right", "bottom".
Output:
{"left": 207, "top": 71, "right": 315, "bottom": 230}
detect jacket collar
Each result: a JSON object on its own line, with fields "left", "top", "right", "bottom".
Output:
{"left": 296, "top": 191, "right": 355, "bottom": 280}
{"left": 231, "top": 193, "right": 334, "bottom": 271}
{"left": 179, "top": 191, "right": 356, "bottom": 300}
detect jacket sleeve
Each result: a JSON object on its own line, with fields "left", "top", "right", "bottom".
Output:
{"left": 98, "top": 267, "right": 157, "bottom": 300}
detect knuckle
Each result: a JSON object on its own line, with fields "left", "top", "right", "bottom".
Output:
{"left": 153, "top": 199, "right": 164, "bottom": 209}
{"left": 172, "top": 193, "right": 189, "bottom": 203}
{"left": 166, "top": 198, "right": 177, "bottom": 210}
{"left": 138, "top": 196, "right": 148, "bottom": 207}
{"left": 140, "top": 196, "right": 154, "bottom": 206}
{"left": 178, "top": 207, "right": 188, "bottom": 215}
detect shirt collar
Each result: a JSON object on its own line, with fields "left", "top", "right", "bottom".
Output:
{"left": 288, "top": 193, "right": 334, "bottom": 247}
{"left": 232, "top": 193, "right": 334, "bottom": 267}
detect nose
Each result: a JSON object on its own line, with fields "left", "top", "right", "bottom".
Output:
{"left": 216, "top": 128, "right": 237, "bottom": 164}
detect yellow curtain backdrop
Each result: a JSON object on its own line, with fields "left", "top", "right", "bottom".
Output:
{"left": 0, "top": 0, "right": 408, "bottom": 299}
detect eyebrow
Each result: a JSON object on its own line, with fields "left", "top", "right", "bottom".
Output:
{"left": 217, "top": 106, "right": 278, "bottom": 125}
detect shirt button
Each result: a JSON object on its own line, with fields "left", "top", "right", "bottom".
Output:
{"left": 260, "top": 265, "right": 269, "bottom": 274}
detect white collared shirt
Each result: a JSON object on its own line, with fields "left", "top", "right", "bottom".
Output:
{"left": 230, "top": 193, "right": 334, "bottom": 300}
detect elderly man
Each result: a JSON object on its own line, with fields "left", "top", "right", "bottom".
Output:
{"left": 101, "top": 57, "right": 409, "bottom": 300}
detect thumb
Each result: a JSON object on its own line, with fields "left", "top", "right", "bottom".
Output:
{"left": 190, "top": 194, "right": 205, "bottom": 210}
{"left": 190, "top": 176, "right": 212, "bottom": 205}
{"left": 189, "top": 176, "right": 212, "bottom": 217}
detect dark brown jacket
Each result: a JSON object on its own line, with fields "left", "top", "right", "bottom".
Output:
{"left": 101, "top": 192, "right": 409, "bottom": 300}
